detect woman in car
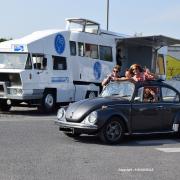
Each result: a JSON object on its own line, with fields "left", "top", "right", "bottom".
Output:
{"left": 129, "top": 64, "right": 158, "bottom": 82}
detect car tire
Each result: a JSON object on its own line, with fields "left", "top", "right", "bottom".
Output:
{"left": 99, "top": 117, "right": 125, "bottom": 144}
{"left": 38, "top": 91, "right": 56, "bottom": 113}
{"left": 64, "top": 132, "right": 81, "bottom": 137}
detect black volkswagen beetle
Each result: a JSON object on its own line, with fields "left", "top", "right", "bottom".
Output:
{"left": 55, "top": 80, "right": 180, "bottom": 144}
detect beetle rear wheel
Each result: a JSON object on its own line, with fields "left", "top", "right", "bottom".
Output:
{"left": 99, "top": 117, "right": 124, "bottom": 144}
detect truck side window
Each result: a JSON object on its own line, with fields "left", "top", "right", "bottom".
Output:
{"left": 78, "top": 42, "right": 84, "bottom": 57}
{"left": 85, "top": 43, "right": 99, "bottom": 59}
{"left": 69, "top": 41, "right": 76, "bottom": 56}
{"left": 25, "top": 54, "right": 32, "bottom": 69}
{"left": 53, "top": 56, "right": 67, "bottom": 70}
{"left": 32, "top": 54, "right": 46, "bottom": 70}
{"left": 99, "top": 45, "right": 113, "bottom": 62}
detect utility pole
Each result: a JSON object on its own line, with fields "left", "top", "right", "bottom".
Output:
{"left": 107, "top": 0, "right": 109, "bottom": 31}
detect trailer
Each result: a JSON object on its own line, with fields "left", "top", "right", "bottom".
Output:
{"left": 0, "top": 18, "right": 180, "bottom": 112}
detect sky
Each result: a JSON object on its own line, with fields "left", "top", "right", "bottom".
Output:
{"left": 0, "top": 0, "right": 180, "bottom": 39}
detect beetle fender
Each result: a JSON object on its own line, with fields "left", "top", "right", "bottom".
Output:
{"left": 174, "top": 112, "right": 180, "bottom": 124}
{"left": 97, "top": 108, "right": 130, "bottom": 133}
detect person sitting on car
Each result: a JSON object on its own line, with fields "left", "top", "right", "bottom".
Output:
{"left": 143, "top": 88, "right": 157, "bottom": 102}
{"left": 101, "top": 65, "right": 121, "bottom": 87}
{"left": 129, "top": 64, "right": 158, "bottom": 82}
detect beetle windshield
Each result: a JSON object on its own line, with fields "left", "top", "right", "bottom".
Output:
{"left": 101, "top": 81, "right": 135, "bottom": 100}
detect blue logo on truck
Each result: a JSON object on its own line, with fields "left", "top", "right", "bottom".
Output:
{"left": 54, "top": 34, "right": 65, "bottom": 54}
{"left": 93, "top": 62, "right": 101, "bottom": 80}
{"left": 13, "top": 45, "right": 24, "bottom": 52}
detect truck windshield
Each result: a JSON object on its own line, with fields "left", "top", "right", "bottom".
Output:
{"left": 0, "top": 53, "right": 29, "bottom": 69}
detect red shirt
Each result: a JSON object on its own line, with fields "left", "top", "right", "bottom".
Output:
{"left": 133, "top": 72, "right": 155, "bottom": 82}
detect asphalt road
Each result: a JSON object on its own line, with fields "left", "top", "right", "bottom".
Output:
{"left": 0, "top": 107, "right": 180, "bottom": 180}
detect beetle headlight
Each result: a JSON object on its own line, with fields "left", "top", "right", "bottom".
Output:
{"left": 57, "top": 108, "right": 65, "bottom": 120}
{"left": 82, "top": 111, "right": 97, "bottom": 125}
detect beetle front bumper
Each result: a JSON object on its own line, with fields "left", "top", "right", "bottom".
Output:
{"left": 55, "top": 120, "right": 98, "bottom": 134}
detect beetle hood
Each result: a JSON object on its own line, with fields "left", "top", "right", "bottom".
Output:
{"left": 65, "top": 96, "right": 129, "bottom": 122}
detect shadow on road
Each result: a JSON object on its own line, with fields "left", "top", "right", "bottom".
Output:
{"left": 69, "top": 133, "right": 180, "bottom": 146}
{"left": 0, "top": 106, "right": 58, "bottom": 116}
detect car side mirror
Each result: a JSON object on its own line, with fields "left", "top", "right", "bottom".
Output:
{"left": 134, "top": 96, "right": 141, "bottom": 103}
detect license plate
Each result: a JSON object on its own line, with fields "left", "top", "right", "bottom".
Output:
{"left": 60, "top": 127, "right": 74, "bottom": 134}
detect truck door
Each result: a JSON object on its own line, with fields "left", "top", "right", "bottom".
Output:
{"left": 51, "top": 55, "right": 75, "bottom": 103}
{"left": 32, "top": 54, "right": 48, "bottom": 86}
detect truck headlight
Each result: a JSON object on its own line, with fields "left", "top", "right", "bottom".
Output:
{"left": 57, "top": 108, "right": 65, "bottom": 120}
{"left": 10, "top": 88, "right": 17, "bottom": 95}
{"left": 17, "top": 89, "right": 23, "bottom": 95}
{"left": 9, "top": 88, "right": 23, "bottom": 95}
{"left": 82, "top": 111, "right": 97, "bottom": 125}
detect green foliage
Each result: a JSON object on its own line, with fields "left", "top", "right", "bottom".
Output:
{"left": 0, "top": 38, "right": 12, "bottom": 42}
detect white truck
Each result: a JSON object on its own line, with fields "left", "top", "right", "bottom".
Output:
{"left": 0, "top": 18, "right": 180, "bottom": 112}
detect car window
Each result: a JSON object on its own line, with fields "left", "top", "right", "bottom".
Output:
{"left": 134, "top": 86, "right": 160, "bottom": 103}
{"left": 161, "top": 87, "right": 179, "bottom": 102}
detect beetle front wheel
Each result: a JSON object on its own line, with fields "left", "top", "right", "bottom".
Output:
{"left": 99, "top": 117, "right": 124, "bottom": 144}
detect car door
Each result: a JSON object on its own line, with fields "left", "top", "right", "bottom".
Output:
{"left": 160, "top": 86, "right": 180, "bottom": 131}
{"left": 131, "top": 85, "right": 163, "bottom": 133}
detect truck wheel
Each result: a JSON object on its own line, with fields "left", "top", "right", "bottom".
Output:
{"left": 0, "top": 104, "right": 11, "bottom": 111}
{"left": 39, "top": 91, "right": 55, "bottom": 113}
{"left": 85, "top": 91, "right": 97, "bottom": 99}
{"left": 99, "top": 117, "right": 124, "bottom": 144}
{"left": 177, "top": 124, "right": 180, "bottom": 138}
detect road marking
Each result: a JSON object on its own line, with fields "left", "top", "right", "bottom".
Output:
{"left": 156, "top": 148, "right": 180, "bottom": 153}
{"left": 136, "top": 139, "right": 177, "bottom": 145}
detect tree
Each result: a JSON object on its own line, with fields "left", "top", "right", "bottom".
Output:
{"left": 0, "top": 38, "right": 12, "bottom": 42}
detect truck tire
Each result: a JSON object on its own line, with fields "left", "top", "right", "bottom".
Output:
{"left": 0, "top": 104, "right": 11, "bottom": 111}
{"left": 98, "top": 117, "right": 125, "bottom": 144}
{"left": 39, "top": 91, "right": 56, "bottom": 113}
{"left": 177, "top": 124, "right": 180, "bottom": 138}
{"left": 85, "top": 91, "right": 97, "bottom": 99}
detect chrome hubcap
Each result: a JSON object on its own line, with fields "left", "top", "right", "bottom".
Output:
{"left": 45, "top": 94, "right": 54, "bottom": 107}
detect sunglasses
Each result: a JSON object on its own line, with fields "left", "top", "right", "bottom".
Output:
{"left": 113, "top": 70, "right": 119, "bottom": 73}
